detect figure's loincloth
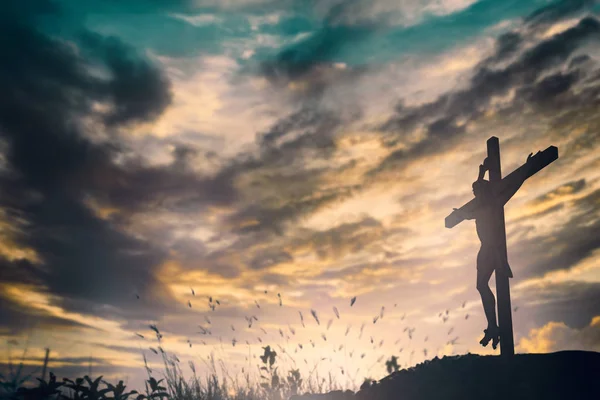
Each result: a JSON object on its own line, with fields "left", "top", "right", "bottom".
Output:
{"left": 477, "top": 244, "right": 513, "bottom": 278}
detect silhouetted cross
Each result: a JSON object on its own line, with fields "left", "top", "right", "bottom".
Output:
{"left": 445, "top": 136, "right": 558, "bottom": 357}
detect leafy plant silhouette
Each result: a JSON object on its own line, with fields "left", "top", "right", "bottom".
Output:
{"left": 286, "top": 369, "right": 302, "bottom": 396}
{"left": 10, "top": 372, "right": 62, "bottom": 400}
{"left": 62, "top": 375, "right": 109, "bottom": 399}
{"left": 385, "top": 356, "right": 400, "bottom": 374}
{"left": 1, "top": 369, "right": 179, "bottom": 400}
{"left": 101, "top": 380, "right": 139, "bottom": 400}
{"left": 138, "top": 377, "right": 169, "bottom": 400}
{"left": 259, "top": 346, "right": 282, "bottom": 400}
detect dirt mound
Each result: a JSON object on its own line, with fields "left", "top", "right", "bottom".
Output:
{"left": 291, "top": 351, "right": 600, "bottom": 400}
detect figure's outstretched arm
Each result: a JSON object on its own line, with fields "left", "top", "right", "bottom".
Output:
{"left": 453, "top": 207, "right": 475, "bottom": 220}
{"left": 496, "top": 152, "right": 539, "bottom": 206}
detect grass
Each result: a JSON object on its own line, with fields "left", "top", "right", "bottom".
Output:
{"left": 0, "top": 328, "right": 353, "bottom": 400}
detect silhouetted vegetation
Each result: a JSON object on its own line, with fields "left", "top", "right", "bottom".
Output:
{"left": 3, "top": 331, "right": 599, "bottom": 400}
{"left": 1, "top": 338, "right": 337, "bottom": 400}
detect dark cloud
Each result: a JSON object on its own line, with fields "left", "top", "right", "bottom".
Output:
{"left": 79, "top": 31, "right": 173, "bottom": 126}
{"left": 0, "top": 6, "right": 236, "bottom": 215}
{"left": 0, "top": 257, "right": 43, "bottom": 288}
{"left": 252, "top": 272, "right": 290, "bottom": 286}
{"left": 524, "top": 0, "right": 597, "bottom": 29}
{"left": 262, "top": 22, "right": 371, "bottom": 81}
{"left": 2, "top": 0, "right": 58, "bottom": 20}
{"left": 171, "top": 144, "right": 198, "bottom": 171}
{"left": 512, "top": 203, "right": 565, "bottom": 225}
{"left": 315, "top": 256, "right": 429, "bottom": 282}
{"left": 0, "top": 2, "right": 196, "bottom": 327}
{"left": 259, "top": 1, "right": 375, "bottom": 97}
{"left": 372, "top": 15, "right": 600, "bottom": 177}
{"left": 293, "top": 217, "right": 384, "bottom": 261}
{"left": 516, "top": 70, "right": 578, "bottom": 108}
{"left": 226, "top": 185, "right": 356, "bottom": 235}
{"left": 88, "top": 159, "right": 239, "bottom": 217}
{"left": 0, "top": 292, "right": 94, "bottom": 335}
{"left": 515, "top": 281, "right": 600, "bottom": 330}
{"left": 96, "top": 343, "right": 144, "bottom": 356}
{"left": 220, "top": 105, "right": 362, "bottom": 235}
{"left": 369, "top": 114, "right": 464, "bottom": 176}
{"left": 530, "top": 179, "right": 587, "bottom": 205}
{"left": 81, "top": 0, "right": 195, "bottom": 13}
{"left": 490, "top": 31, "right": 523, "bottom": 62}
{"left": 260, "top": 106, "right": 341, "bottom": 147}
{"left": 249, "top": 250, "right": 294, "bottom": 270}
{"left": 473, "top": 17, "right": 600, "bottom": 111}
{"left": 511, "top": 188, "right": 600, "bottom": 280}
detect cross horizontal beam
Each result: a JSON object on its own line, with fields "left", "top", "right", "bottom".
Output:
{"left": 445, "top": 145, "right": 558, "bottom": 229}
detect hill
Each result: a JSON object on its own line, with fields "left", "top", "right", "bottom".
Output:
{"left": 291, "top": 351, "right": 600, "bottom": 400}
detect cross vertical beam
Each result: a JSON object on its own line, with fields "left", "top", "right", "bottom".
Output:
{"left": 486, "top": 137, "right": 515, "bottom": 358}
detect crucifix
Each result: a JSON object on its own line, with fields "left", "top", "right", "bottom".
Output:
{"left": 445, "top": 136, "right": 558, "bottom": 357}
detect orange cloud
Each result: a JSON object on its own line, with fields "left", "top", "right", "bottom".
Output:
{"left": 518, "top": 316, "right": 600, "bottom": 353}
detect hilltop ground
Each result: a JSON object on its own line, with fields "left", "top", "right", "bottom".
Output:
{"left": 291, "top": 351, "right": 600, "bottom": 400}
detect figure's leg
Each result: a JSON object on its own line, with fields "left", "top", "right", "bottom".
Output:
{"left": 476, "top": 248, "right": 498, "bottom": 332}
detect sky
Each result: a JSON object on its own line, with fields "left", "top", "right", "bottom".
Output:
{"left": 1, "top": 0, "right": 600, "bottom": 393}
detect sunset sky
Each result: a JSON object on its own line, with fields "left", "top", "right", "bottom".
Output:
{"left": 1, "top": 0, "right": 600, "bottom": 393}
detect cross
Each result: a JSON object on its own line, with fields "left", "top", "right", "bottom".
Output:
{"left": 445, "top": 136, "right": 558, "bottom": 357}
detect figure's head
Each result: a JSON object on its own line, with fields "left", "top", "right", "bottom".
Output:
{"left": 472, "top": 179, "right": 491, "bottom": 198}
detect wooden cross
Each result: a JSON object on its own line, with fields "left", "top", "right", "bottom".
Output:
{"left": 445, "top": 136, "right": 558, "bottom": 357}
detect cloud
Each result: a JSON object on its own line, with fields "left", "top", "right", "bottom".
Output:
{"left": 371, "top": 15, "right": 600, "bottom": 177}
{"left": 79, "top": 31, "right": 173, "bottom": 126}
{"left": 294, "top": 216, "right": 384, "bottom": 261}
{"left": 0, "top": 289, "right": 93, "bottom": 334}
{"left": 249, "top": 250, "right": 294, "bottom": 270}
{"left": 224, "top": 183, "right": 355, "bottom": 235}
{"left": 0, "top": 2, "right": 194, "bottom": 326}
{"left": 261, "top": 25, "right": 371, "bottom": 80}
{"left": 530, "top": 179, "right": 587, "bottom": 206}
{"left": 259, "top": 105, "right": 342, "bottom": 148}
{"left": 169, "top": 13, "right": 223, "bottom": 27}
{"left": 518, "top": 315, "right": 600, "bottom": 353}
{"left": 509, "top": 179, "right": 587, "bottom": 222}
{"left": 523, "top": 0, "right": 597, "bottom": 29}
{"left": 163, "top": 2, "right": 600, "bottom": 252}
{"left": 508, "top": 187, "right": 600, "bottom": 280}
{"left": 513, "top": 279, "right": 600, "bottom": 330}
{"left": 256, "top": 1, "right": 384, "bottom": 97}
{"left": 214, "top": 103, "right": 363, "bottom": 235}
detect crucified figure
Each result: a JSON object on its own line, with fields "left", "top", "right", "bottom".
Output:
{"left": 454, "top": 152, "right": 538, "bottom": 349}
